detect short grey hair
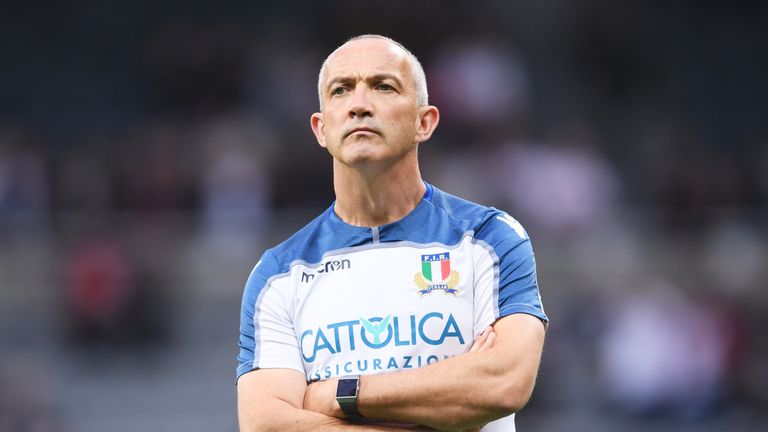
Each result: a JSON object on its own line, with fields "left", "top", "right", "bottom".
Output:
{"left": 317, "top": 35, "right": 429, "bottom": 110}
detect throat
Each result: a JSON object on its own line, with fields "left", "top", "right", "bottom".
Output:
{"left": 331, "top": 154, "right": 426, "bottom": 227}
{"left": 333, "top": 181, "right": 426, "bottom": 228}
{"left": 334, "top": 199, "right": 416, "bottom": 227}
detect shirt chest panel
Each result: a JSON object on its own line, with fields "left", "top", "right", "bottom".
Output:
{"left": 291, "top": 241, "right": 475, "bottom": 379}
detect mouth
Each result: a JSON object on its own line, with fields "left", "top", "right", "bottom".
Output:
{"left": 345, "top": 127, "right": 380, "bottom": 138}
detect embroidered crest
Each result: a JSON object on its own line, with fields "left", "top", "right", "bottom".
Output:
{"left": 414, "top": 253, "right": 460, "bottom": 296}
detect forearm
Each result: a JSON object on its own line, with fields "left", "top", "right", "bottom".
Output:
{"left": 240, "top": 395, "right": 432, "bottom": 432}
{"left": 359, "top": 351, "right": 521, "bottom": 430}
{"left": 358, "top": 317, "right": 544, "bottom": 430}
{"left": 304, "top": 351, "right": 512, "bottom": 431}
{"left": 238, "top": 368, "right": 433, "bottom": 432}
{"left": 305, "top": 315, "right": 545, "bottom": 431}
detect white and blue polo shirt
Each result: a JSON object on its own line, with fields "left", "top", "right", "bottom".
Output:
{"left": 236, "top": 182, "right": 547, "bottom": 430}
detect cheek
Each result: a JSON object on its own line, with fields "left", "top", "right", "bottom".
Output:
{"left": 323, "top": 116, "right": 344, "bottom": 139}
{"left": 387, "top": 104, "right": 416, "bottom": 124}
{"left": 390, "top": 110, "right": 419, "bottom": 138}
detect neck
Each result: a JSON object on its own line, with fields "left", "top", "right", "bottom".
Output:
{"left": 332, "top": 153, "right": 425, "bottom": 227}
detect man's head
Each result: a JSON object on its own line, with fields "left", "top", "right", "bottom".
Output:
{"left": 310, "top": 35, "right": 439, "bottom": 171}
{"left": 317, "top": 35, "right": 429, "bottom": 110}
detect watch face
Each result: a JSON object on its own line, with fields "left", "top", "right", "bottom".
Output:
{"left": 337, "top": 378, "right": 358, "bottom": 397}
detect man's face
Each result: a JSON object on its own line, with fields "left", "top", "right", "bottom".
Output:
{"left": 311, "top": 38, "right": 422, "bottom": 169}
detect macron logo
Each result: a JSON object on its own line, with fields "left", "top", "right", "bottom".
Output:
{"left": 301, "top": 258, "right": 351, "bottom": 283}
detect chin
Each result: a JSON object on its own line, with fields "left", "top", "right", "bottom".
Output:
{"left": 340, "top": 151, "right": 393, "bottom": 168}
{"left": 345, "top": 155, "right": 382, "bottom": 167}
{"left": 341, "top": 146, "right": 387, "bottom": 164}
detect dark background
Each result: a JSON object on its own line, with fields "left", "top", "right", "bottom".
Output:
{"left": 1, "top": 1, "right": 766, "bottom": 431}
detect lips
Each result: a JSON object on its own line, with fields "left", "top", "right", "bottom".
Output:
{"left": 345, "top": 126, "right": 380, "bottom": 138}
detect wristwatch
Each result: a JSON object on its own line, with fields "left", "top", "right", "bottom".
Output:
{"left": 335, "top": 375, "right": 362, "bottom": 418}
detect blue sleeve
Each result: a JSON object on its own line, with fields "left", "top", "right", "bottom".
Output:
{"left": 477, "top": 212, "right": 548, "bottom": 325}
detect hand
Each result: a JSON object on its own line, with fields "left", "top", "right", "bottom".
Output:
{"left": 468, "top": 326, "right": 496, "bottom": 353}
{"left": 303, "top": 377, "right": 343, "bottom": 418}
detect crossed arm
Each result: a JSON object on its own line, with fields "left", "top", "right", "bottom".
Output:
{"left": 237, "top": 313, "right": 545, "bottom": 432}
{"left": 237, "top": 369, "right": 426, "bottom": 432}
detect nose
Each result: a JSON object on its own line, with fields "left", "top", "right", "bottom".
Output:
{"left": 348, "top": 84, "right": 373, "bottom": 118}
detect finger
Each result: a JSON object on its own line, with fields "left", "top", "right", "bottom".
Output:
{"left": 469, "top": 326, "right": 493, "bottom": 353}
{"left": 468, "top": 334, "right": 484, "bottom": 353}
{"left": 475, "top": 328, "right": 497, "bottom": 353}
{"left": 484, "top": 330, "right": 496, "bottom": 349}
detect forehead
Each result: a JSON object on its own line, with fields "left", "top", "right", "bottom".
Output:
{"left": 323, "top": 39, "right": 412, "bottom": 82}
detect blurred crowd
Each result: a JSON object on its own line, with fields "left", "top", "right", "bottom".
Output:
{"left": 1, "top": 1, "right": 766, "bottom": 431}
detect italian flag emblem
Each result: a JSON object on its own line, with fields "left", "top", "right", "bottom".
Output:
{"left": 421, "top": 253, "right": 451, "bottom": 283}
{"left": 415, "top": 252, "right": 460, "bottom": 296}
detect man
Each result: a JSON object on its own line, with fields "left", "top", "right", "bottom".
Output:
{"left": 236, "top": 35, "right": 547, "bottom": 431}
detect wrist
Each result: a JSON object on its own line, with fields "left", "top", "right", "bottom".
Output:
{"left": 335, "top": 375, "right": 362, "bottom": 419}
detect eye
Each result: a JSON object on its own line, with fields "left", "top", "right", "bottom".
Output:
{"left": 377, "top": 83, "right": 394, "bottom": 92}
{"left": 331, "top": 86, "right": 346, "bottom": 96}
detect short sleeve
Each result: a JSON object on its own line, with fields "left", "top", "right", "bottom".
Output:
{"left": 236, "top": 251, "right": 305, "bottom": 382}
{"left": 473, "top": 212, "right": 548, "bottom": 332}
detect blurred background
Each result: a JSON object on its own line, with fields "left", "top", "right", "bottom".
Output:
{"left": 1, "top": 0, "right": 766, "bottom": 431}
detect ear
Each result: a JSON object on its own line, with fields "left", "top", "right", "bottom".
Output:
{"left": 310, "top": 112, "right": 327, "bottom": 148}
{"left": 414, "top": 105, "right": 440, "bottom": 144}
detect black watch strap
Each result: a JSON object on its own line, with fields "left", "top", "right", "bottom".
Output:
{"left": 335, "top": 376, "right": 362, "bottom": 418}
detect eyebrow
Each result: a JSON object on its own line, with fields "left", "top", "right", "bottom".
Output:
{"left": 325, "top": 73, "right": 405, "bottom": 93}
